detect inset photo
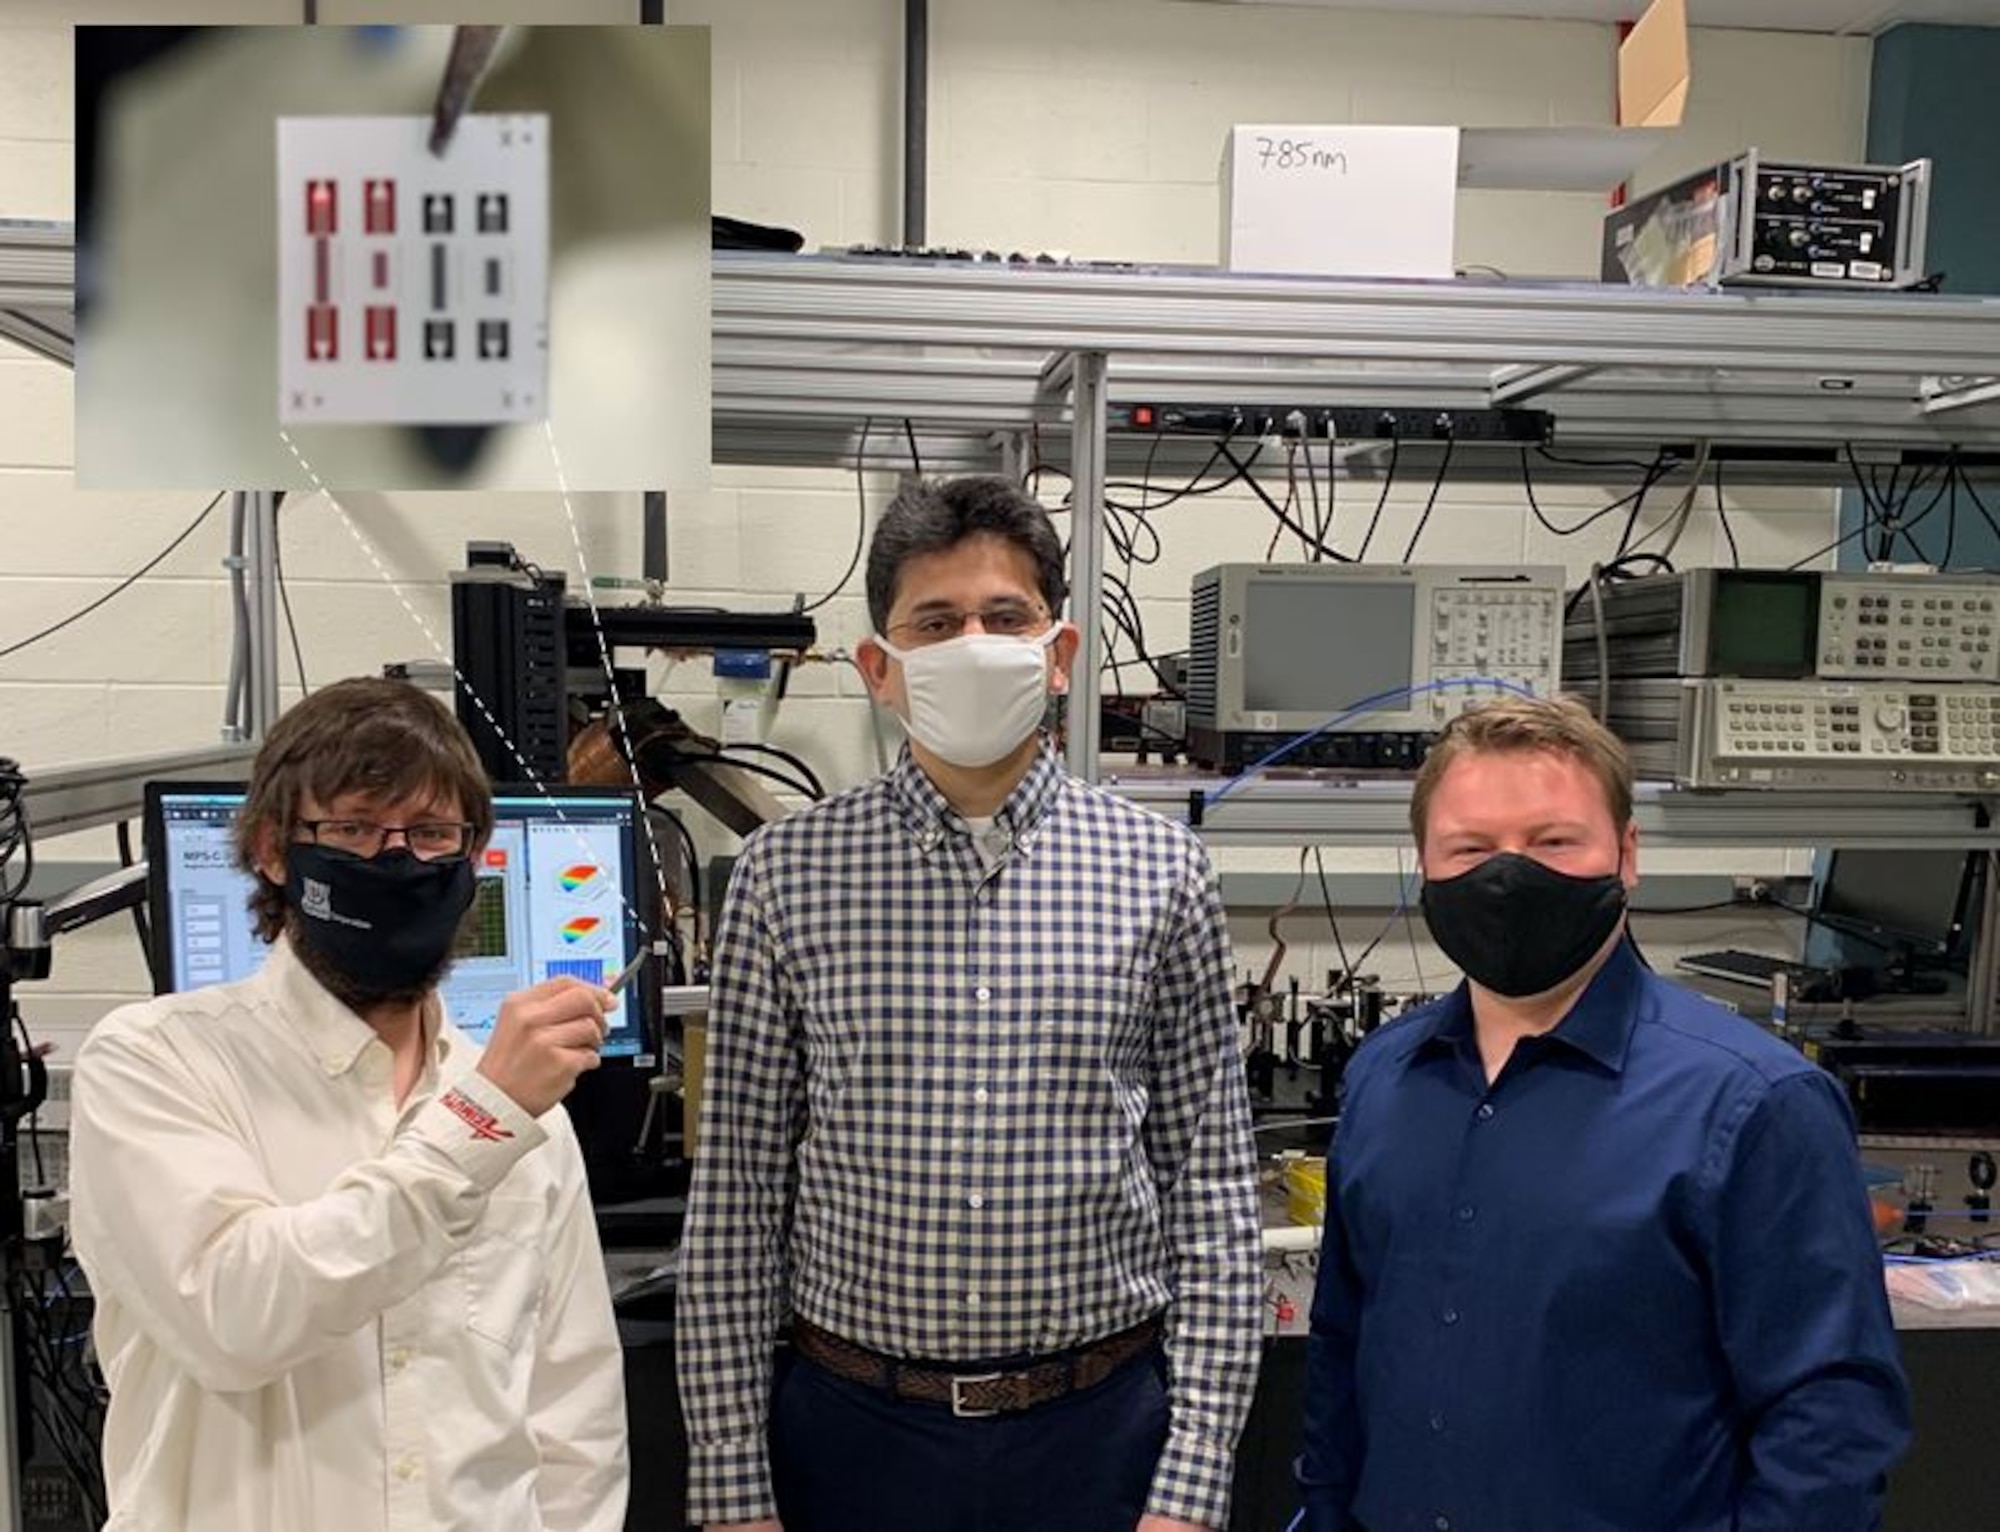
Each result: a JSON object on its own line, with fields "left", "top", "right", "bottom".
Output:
{"left": 75, "top": 24, "right": 711, "bottom": 492}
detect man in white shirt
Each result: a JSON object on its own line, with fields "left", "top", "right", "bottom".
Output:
{"left": 70, "top": 677, "right": 629, "bottom": 1531}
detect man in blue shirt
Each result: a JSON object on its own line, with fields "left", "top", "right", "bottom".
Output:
{"left": 1297, "top": 695, "right": 1910, "bottom": 1532}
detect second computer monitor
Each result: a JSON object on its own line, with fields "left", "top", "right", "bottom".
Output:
{"left": 1816, "top": 847, "right": 1973, "bottom": 959}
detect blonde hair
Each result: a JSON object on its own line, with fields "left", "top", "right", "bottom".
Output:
{"left": 1411, "top": 694, "right": 1634, "bottom": 843}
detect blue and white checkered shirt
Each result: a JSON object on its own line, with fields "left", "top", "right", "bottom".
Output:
{"left": 677, "top": 743, "right": 1263, "bottom": 1528}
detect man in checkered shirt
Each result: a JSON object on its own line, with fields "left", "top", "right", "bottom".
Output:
{"left": 677, "top": 476, "right": 1264, "bottom": 1532}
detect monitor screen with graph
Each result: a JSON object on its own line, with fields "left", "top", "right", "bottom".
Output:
{"left": 144, "top": 781, "right": 655, "bottom": 1058}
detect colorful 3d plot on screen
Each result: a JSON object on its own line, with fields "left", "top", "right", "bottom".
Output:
{"left": 558, "top": 916, "right": 602, "bottom": 944}
{"left": 558, "top": 863, "right": 602, "bottom": 894}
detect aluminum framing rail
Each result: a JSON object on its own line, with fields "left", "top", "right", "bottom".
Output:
{"left": 1104, "top": 777, "right": 2000, "bottom": 851}
{"left": 712, "top": 252, "right": 2000, "bottom": 470}
{"left": 0, "top": 219, "right": 73, "bottom": 367}
{"left": 19, "top": 745, "right": 256, "bottom": 840}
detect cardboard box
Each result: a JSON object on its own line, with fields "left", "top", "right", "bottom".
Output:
{"left": 1219, "top": 0, "right": 1688, "bottom": 279}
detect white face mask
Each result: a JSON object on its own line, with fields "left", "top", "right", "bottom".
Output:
{"left": 876, "top": 627, "right": 1062, "bottom": 769}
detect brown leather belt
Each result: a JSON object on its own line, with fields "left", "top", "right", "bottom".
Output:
{"left": 791, "top": 1315, "right": 1163, "bottom": 1419}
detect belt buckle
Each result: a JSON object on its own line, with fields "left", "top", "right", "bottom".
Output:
{"left": 949, "top": 1370, "right": 1006, "bottom": 1418}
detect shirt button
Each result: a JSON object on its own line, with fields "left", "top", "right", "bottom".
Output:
{"left": 389, "top": 1347, "right": 412, "bottom": 1372}
{"left": 1429, "top": 1412, "right": 1446, "bottom": 1433}
{"left": 1441, "top": 1308, "right": 1460, "bottom": 1326}
{"left": 1476, "top": 1103, "right": 1495, "bottom": 1121}
{"left": 396, "top": 1457, "right": 419, "bottom": 1482}
{"left": 968, "top": 1194, "right": 985, "bottom": 1210}
{"left": 973, "top": 1088, "right": 990, "bottom": 1105}
{"left": 1457, "top": 1204, "right": 1477, "bottom": 1223}
{"left": 1435, "top": 1518, "right": 1452, "bottom": 1532}
{"left": 974, "top": 985, "right": 992, "bottom": 1003}
{"left": 965, "top": 1291, "right": 982, "bottom": 1308}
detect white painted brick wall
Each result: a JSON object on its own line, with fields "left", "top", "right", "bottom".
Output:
{"left": 2, "top": 3, "right": 1872, "bottom": 1052}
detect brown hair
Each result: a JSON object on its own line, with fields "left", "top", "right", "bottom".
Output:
{"left": 1411, "top": 694, "right": 1634, "bottom": 844}
{"left": 233, "top": 678, "right": 494, "bottom": 941}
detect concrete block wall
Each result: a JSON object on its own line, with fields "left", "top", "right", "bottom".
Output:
{"left": 4, "top": 1, "right": 1866, "bottom": 1056}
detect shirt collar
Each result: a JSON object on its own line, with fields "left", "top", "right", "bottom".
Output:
{"left": 257, "top": 934, "right": 452, "bottom": 1078}
{"left": 884, "top": 739, "right": 1067, "bottom": 858}
{"left": 1413, "top": 936, "right": 1644, "bottom": 1076}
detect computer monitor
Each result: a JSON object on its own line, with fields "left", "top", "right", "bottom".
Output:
{"left": 144, "top": 782, "right": 658, "bottom": 1059}
{"left": 1815, "top": 848, "right": 1974, "bottom": 961}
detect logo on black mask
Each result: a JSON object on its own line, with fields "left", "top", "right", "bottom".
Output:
{"left": 282, "top": 844, "right": 474, "bottom": 1009}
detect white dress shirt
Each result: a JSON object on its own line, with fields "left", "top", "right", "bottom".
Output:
{"left": 69, "top": 938, "right": 629, "bottom": 1532}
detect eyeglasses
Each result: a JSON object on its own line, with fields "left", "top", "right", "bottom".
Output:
{"left": 296, "top": 819, "right": 474, "bottom": 861}
{"left": 884, "top": 603, "right": 1051, "bottom": 647}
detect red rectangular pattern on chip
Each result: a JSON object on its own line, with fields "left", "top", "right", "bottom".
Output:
{"left": 307, "top": 305, "right": 337, "bottom": 361}
{"left": 314, "top": 238, "right": 330, "bottom": 305}
{"left": 372, "top": 251, "right": 389, "bottom": 289}
{"left": 306, "top": 179, "right": 336, "bottom": 235}
{"left": 365, "top": 306, "right": 396, "bottom": 362}
{"left": 364, "top": 178, "right": 395, "bottom": 234}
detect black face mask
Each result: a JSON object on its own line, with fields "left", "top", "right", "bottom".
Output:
{"left": 283, "top": 844, "right": 475, "bottom": 1004}
{"left": 1420, "top": 852, "right": 1628, "bottom": 999}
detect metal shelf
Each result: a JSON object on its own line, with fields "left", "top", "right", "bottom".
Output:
{"left": 13, "top": 235, "right": 2000, "bottom": 468}
{"left": 1104, "top": 776, "right": 2000, "bottom": 850}
{"left": 0, "top": 219, "right": 73, "bottom": 366}
{"left": 20, "top": 745, "right": 256, "bottom": 840}
{"left": 713, "top": 251, "right": 2000, "bottom": 478}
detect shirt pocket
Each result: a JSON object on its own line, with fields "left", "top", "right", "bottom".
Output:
{"left": 460, "top": 1192, "right": 548, "bottom": 1351}
{"left": 1038, "top": 971, "right": 1153, "bottom": 1080}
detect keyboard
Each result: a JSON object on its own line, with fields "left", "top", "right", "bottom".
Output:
{"left": 1677, "top": 949, "right": 1800, "bottom": 988}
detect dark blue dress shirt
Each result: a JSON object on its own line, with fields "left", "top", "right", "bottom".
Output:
{"left": 1298, "top": 940, "right": 1910, "bottom": 1532}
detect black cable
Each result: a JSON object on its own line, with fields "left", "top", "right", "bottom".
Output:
{"left": 1101, "top": 572, "right": 1180, "bottom": 695}
{"left": 1898, "top": 463, "right": 1951, "bottom": 565}
{"left": 274, "top": 498, "right": 310, "bottom": 696}
{"left": 1103, "top": 434, "right": 1261, "bottom": 512}
{"left": 1100, "top": 572, "right": 1182, "bottom": 698}
{"left": 0, "top": 491, "right": 226, "bottom": 660}
{"left": 1847, "top": 447, "right": 1942, "bottom": 566}
{"left": 12, "top": 1011, "right": 43, "bottom": 1187}
{"left": 1520, "top": 447, "right": 1673, "bottom": 541}
{"left": 1301, "top": 425, "right": 1323, "bottom": 560}
{"left": 1354, "top": 439, "right": 1402, "bottom": 561}
{"left": 1861, "top": 459, "right": 1894, "bottom": 563}
{"left": 1943, "top": 459, "right": 1961, "bottom": 569}
{"left": 1712, "top": 459, "right": 1741, "bottom": 570}
{"left": 1311, "top": 848, "right": 1356, "bottom": 983}
{"left": 1534, "top": 445, "right": 1666, "bottom": 475}
{"left": 1630, "top": 898, "right": 1764, "bottom": 915}
{"left": 1791, "top": 452, "right": 1954, "bottom": 571}
{"left": 902, "top": 417, "right": 923, "bottom": 477}
{"left": 1217, "top": 442, "right": 1337, "bottom": 561}
{"left": 719, "top": 742, "right": 825, "bottom": 799}
{"left": 116, "top": 819, "right": 159, "bottom": 990}
{"left": 648, "top": 807, "right": 702, "bottom": 943}
{"left": 1612, "top": 454, "right": 1675, "bottom": 562}
{"left": 671, "top": 750, "right": 822, "bottom": 801}
{"left": 1786, "top": 512, "right": 1880, "bottom": 572}
{"left": 1399, "top": 437, "right": 1457, "bottom": 563}
{"left": 799, "top": 419, "right": 871, "bottom": 616}
{"left": 1563, "top": 551, "right": 1680, "bottom": 622}
{"left": 1958, "top": 466, "right": 2000, "bottom": 547}
{"left": 16, "top": 1273, "right": 106, "bottom": 1523}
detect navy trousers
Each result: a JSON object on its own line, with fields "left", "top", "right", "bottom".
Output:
{"left": 769, "top": 1340, "right": 1173, "bottom": 1532}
